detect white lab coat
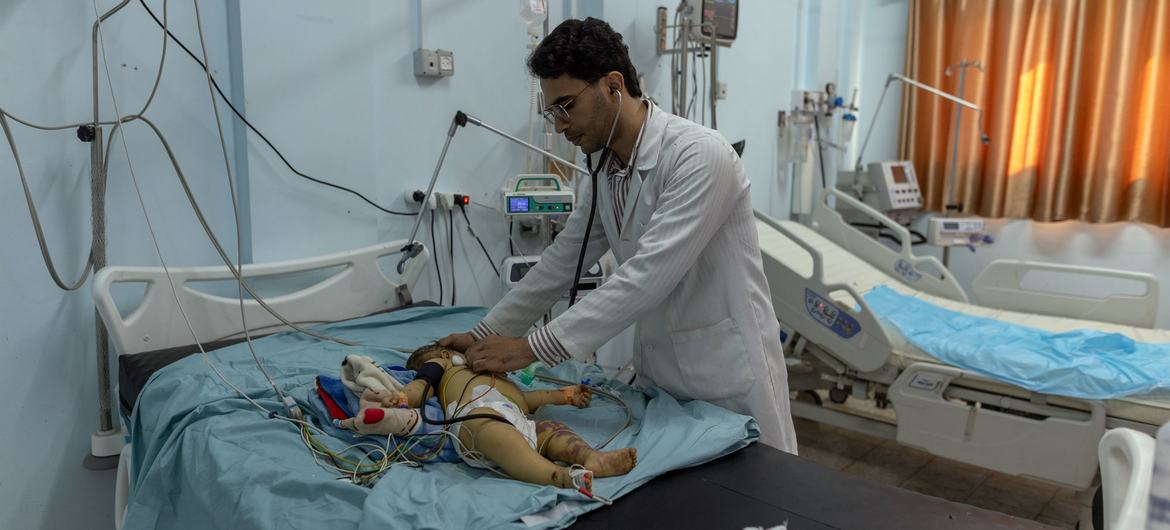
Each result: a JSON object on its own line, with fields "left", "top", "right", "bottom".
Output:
{"left": 481, "top": 103, "right": 797, "bottom": 453}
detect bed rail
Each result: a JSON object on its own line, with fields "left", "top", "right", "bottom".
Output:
{"left": 754, "top": 211, "right": 895, "bottom": 372}
{"left": 973, "top": 259, "right": 1159, "bottom": 328}
{"left": 812, "top": 189, "right": 969, "bottom": 303}
{"left": 92, "top": 239, "right": 430, "bottom": 356}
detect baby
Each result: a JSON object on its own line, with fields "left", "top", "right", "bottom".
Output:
{"left": 339, "top": 344, "right": 636, "bottom": 493}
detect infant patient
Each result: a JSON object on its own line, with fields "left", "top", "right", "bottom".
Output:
{"left": 339, "top": 344, "right": 637, "bottom": 493}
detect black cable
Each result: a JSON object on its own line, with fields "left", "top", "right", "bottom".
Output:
{"left": 136, "top": 0, "right": 412, "bottom": 217}
{"left": 448, "top": 208, "right": 455, "bottom": 306}
{"left": 569, "top": 153, "right": 604, "bottom": 306}
{"left": 430, "top": 209, "right": 442, "bottom": 304}
{"left": 459, "top": 203, "right": 500, "bottom": 277}
{"left": 508, "top": 221, "right": 515, "bottom": 257}
{"left": 812, "top": 113, "right": 828, "bottom": 190}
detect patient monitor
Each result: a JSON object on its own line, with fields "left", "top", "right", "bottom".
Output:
{"left": 837, "top": 161, "right": 923, "bottom": 224}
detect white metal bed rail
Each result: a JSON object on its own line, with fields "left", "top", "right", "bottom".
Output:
{"left": 812, "top": 188, "right": 969, "bottom": 303}
{"left": 92, "top": 239, "right": 430, "bottom": 356}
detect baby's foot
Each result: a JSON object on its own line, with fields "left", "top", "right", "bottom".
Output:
{"left": 560, "top": 384, "right": 593, "bottom": 408}
{"left": 584, "top": 447, "right": 637, "bottom": 478}
{"left": 552, "top": 466, "right": 595, "bottom": 494}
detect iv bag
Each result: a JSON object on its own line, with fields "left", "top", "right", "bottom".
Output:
{"left": 520, "top": 0, "right": 547, "bottom": 27}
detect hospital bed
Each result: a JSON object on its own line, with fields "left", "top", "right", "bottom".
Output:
{"left": 94, "top": 239, "right": 430, "bottom": 529}
{"left": 755, "top": 187, "right": 1169, "bottom": 493}
{"left": 92, "top": 238, "right": 758, "bottom": 529}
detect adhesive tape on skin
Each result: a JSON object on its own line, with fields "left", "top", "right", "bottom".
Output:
{"left": 451, "top": 354, "right": 466, "bottom": 366}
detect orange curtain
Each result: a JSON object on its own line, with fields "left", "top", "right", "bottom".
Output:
{"left": 900, "top": 0, "right": 1170, "bottom": 227}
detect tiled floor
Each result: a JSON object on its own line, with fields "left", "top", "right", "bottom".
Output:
{"left": 793, "top": 417, "right": 1095, "bottom": 529}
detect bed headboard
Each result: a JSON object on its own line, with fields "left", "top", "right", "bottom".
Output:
{"left": 92, "top": 239, "right": 430, "bottom": 356}
{"left": 811, "top": 189, "right": 970, "bottom": 303}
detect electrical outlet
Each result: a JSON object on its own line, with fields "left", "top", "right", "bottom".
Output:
{"left": 435, "top": 192, "right": 456, "bottom": 210}
{"left": 404, "top": 189, "right": 435, "bottom": 210}
{"left": 405, "top": 189, "right": 468, "bottom": 210}
{"left": 717, "top": 82, "right": 728, "bottom": 100}
{"left": 436, "top": 49, "right": 454, "bottom": 76}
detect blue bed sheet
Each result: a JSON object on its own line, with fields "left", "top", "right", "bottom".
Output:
{"left": 125, "top": 306, "right": 757, "bottom": 530}
{"left": 864, "top": 285, "right": 1170, "bottom": 400}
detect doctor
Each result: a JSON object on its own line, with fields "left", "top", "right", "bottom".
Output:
{"left": 441, "top": 17, "right": 797, "bottom": 453}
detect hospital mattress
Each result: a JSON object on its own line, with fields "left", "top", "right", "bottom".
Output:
{"left": 122, "top": 305, "right": 757, "bottom": 530}
{"left": 116, "top": 302, "right": 438, "bottom": 418}
{"left": 755, "top": 218, "right": 1170, "bottom": 427}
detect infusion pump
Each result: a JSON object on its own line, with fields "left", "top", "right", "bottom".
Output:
{"left": 503, "top": 175, "right": 574, "bottom": 218}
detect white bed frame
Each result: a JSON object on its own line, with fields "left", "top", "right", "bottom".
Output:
{"left": 812, "top": 189, "right": 969, "bottom": 303}
{"left": 93, "top": 239, "right": 430, "bottom": 356}
{"left": 759, "top": 191, "right": 1161, "bottom": 492}
{"left": 973, "top": 259, "right": 1159, "bottom": 328}
{"left": 91, "top": 238, "right": 431, "bottom": 529}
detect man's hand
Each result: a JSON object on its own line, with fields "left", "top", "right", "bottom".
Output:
{"left": 437, "top": 332, "right": 477, "bottom": 353}
{"left": 465, "top": 335, "right": 538, "bottom": 373}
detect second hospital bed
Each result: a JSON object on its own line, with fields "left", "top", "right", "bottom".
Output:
{"left": 754, "top": 188, "right": 1169, "bottom": 492}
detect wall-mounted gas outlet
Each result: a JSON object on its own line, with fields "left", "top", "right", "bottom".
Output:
{"left": 414, "top": 48, "right": 454, "bottom": 78}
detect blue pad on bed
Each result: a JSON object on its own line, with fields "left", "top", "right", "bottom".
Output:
{"left": 125, "top": 306, "right": 757, "bottom": 530}
{"left": 864, "top": 285, "right": 1170, "bottom": 400}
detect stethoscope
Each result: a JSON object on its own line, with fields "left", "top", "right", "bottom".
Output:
{"left": 568, "top": 89, "right": 646, "bottom": 306}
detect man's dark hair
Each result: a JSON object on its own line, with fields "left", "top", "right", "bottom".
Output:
{"left": 527, "top": 17, "right": 642, "bottom": 98}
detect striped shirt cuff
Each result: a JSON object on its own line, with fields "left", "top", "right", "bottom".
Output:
{"left": 527, "top": 326, "right": 573, "bottom": 367}
{"left": 469, "top": 321, "right": 497, "bottom": 341}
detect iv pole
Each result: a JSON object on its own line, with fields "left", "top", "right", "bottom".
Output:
{"left": 941, "top": 60, "right": 984, "bottom": 268}
{"left": 852, "top": 72, "right": 990, "bottom": 262}
{"left": 84, "top": 0, "right": 133, "bottom": 471}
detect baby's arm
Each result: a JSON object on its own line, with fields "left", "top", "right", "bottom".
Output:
{"left": 400, "top": 360, "right": 444, "bottom": 408}
{"left": 522, "top": 385, "right": 592, "bottom": 414}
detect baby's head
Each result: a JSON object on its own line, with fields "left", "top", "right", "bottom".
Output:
{"left": 406, "top": 344, "right": 458, "bottom": 371}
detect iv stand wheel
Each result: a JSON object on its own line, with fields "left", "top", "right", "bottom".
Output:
{"left": 829, "top": 387, "right": 849, "bottom": 404}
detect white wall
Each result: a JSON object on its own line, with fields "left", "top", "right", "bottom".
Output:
{"left": 0, "top": 1, "right": 238, "bottom": 528}
{"left": 236, "top": 0, "right": 558, "bottom": 307}
{"left": 236, "top": 0, "right": 805, "bottom": 307}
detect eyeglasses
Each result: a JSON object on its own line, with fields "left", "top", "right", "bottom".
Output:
{"left": 541, "top": 85, "right": 590, "bottom": 124}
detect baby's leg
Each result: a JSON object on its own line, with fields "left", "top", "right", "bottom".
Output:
{"left": 457, "top": 407, "right": 576, "bottom": 489}
{"left": 535, "top": 420, "right": 636, "bottom": 478}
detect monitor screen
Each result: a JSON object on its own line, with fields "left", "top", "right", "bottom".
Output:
{"left": 510, "top": 263, "right": 532, "bottom": 282}
{"left": 701, "top": 0, "right": 738, "bottom": 40}
{"left": 508, "top": 196, "right": 530, "bottom": 213}
{"left": 890, "top": 164, "right": 909, "bottom": 184}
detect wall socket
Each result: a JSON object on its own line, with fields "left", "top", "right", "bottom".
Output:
{"left": 414, "top": 48, "right": 454, "bottom": 78}
{"left": 405, "top": 189, "right": 465, "bottom": 210}
{"left": 716, "top": 82, "right": 728, "bottom": 100}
